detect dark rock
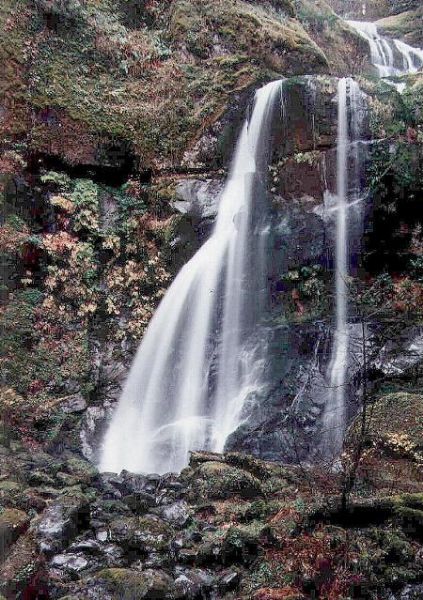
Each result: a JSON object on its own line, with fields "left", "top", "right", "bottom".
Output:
{"left": 120, "top": 471, "right": 150, "bottom": 495}
{"left": 173, "top": 567, "right": 215, "bottom": 598}
{"left": 161, "top": 501, "right": 191, "bottom": 528}
{"left": 218, "top": 568, "right": 241, "bottom": 591}
{"left": 91, "top": 498, "right": 131, "bottom": 525}
{"left": 178, "top": 548, "right": 199, "bottom": 565}
{"left": 143, "top": 551, "right": 171, "bottom": 569}
{"left": 96, "top": 473, "right": 125, "bottom": 499}
{"left": 124, "top": 493, "right": 151, "bottom": 515}
{"left": 36, "top": 492, "right": 90, "bottom": 554}
{"left": 61, "top": 394, "right": 88, "bottom": 414}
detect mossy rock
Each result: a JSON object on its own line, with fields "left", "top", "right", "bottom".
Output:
{"left": 188, "top": 461, "right": 264, "bottom": 501}
{"left": 377, "top": 7, "right": 423, "bottom": 46}
{"left": 109, "top": 515, "right": 174, "bottom": 553}
{"left": 90, "top": 568, "right": 173, "bottom": 599}
{"left": 64, "top": 456, "right": 98, "bottom": 484}
{"left": 0, "top": 480, "right": 25, "bottom": 507}
{"left": 221, "top": 521, "right": 268, "bottom": 565}
{"left": 348, "top": 393, "right": 423, "bottom": 462}
{"left": 0, "top": 508, "right": 30, "bottom": 560}
{"left": 224, "top": 452, "right": 291, "bottom": 481}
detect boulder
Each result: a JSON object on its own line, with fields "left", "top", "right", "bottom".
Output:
{"left": 173, "top": 568, "right": 216, "bottom": 598}
{"left": 109, "top": 515, "right": 174, "bottom": 553}
{"left": 173, "top": 179, "right": 222, "bottom": 220}
{"left": 36, "top": 492, "right": 90, "bottom": 554}
{"left": 60, "top": 394, "right": 87, "bottom": 414}
{"left": 161, "top": 502, "right": 191, "bottom": 528}
{"left": 187, "top": 461, "right": 264, "bottom": 501}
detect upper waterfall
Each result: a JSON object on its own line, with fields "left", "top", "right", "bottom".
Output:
{"left": 347, "top": 20, "right": 423, "bottom": 78}
{"left": 100, "top": 80, "right": 283, "bottom": 475}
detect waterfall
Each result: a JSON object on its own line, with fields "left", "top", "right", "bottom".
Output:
{"left": 321, "top": 78, "right": 362, "bottom": 461}
{"left": 348, "top": 21, "right": 423, "bottom": 77}
{"left": 100, "top": 80, "right": 282, "bottom": 475}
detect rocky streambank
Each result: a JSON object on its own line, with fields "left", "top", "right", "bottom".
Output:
{"left": 1, "top": 404, "right": 423, "bottom": 600}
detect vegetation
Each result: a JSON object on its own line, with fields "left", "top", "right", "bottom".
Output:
{"left": 1, "top": 0, "right": 423, "bottom": 598}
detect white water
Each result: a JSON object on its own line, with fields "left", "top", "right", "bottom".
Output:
{"left": 319, "top": 16, "right": 423, "bottom": 458}
{"left": 100, "top": 80, "right": 282, "bottom": 475}
{"left": 348, "top": 20, "right": 423, "bottom": 78}
{"left": 321, "top": 78, "right": 362, "bottom": 461}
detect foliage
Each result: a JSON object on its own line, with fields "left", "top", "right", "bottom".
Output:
{"left": 279, "top": 264, "right": 328, "bottom": 322}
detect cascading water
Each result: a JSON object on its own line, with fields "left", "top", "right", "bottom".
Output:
{"left": 100, "top": 80, "right": 282, "bottom": 475}
{"left": 348, "top": 20, "right": 423, "bottom": 78}
{"left": 319, "top": 16, "right": 423, "bottom": 460}
{"left": 321, "top": 78, "right": 363, "bottom": 461}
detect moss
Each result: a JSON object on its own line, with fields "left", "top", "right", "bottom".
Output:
{"left": 225, "top": 452, "right": 292, "bottom": 481}
{"left": 358, "top": 393, "right": 423, "bottom": 462}
{"left": 0, "top": 531, "right": 42, "bottom": 599}
{"left": 189, "top": 461, "right": 264, "bottom": 501}
{"left": 296, "top": 0, "right": 368, "bottom": 76}
{"left": 90, "top": 568, "right": 173, "bottom": 599}
{"left": 222, "top": 521, "right": 268, "bottom": 564}
{"left": 396, "top": 507, "right": 423, "bottom": 539}
{"left": 377, "top": 7, "right": 423, "bottom": 46}
{"left": 109, "top": 515, "right": 174, "bottom": 552}
{"left": 0, "top": 508, "right": 30, "bottom": 557}
{"left": 64, "top": 457, "right": 98, "bottom": 483}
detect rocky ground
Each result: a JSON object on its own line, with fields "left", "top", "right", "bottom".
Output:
{"left": 2, "top": 0, "right": 423, "bottom": 598}
{"left": 0, "top": 402, "right": 422, "bottom": 599}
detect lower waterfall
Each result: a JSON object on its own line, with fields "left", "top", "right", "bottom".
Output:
{"left": 100, "top": 80, "right": 283, "bottom": 475}
{"left": 321, "top": 78, "right": 362, "bottom": 461}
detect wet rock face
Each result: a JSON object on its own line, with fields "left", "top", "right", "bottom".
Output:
{"left": 173, "top": 179, "right": 222, "bottom": 221}
{"left": 36, "top": 493, "right": 91, "bottom": 555}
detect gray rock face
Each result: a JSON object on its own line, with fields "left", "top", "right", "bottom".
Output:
{"left": 36, "top": 493, "right": 90, "bottom": 554}
{"left": 173, "top": 179, "right": 223, "bottom": 220}
{"left": 60, "top": 394, "right": 88, "bottom": 414}
{"left": 161, "top": 501, "right": 191, "bottom": 528}
{"left": 374, "top": 327, "right": 423, "bottom": 376}
{"left": 391, "top": 584, "right": 423, "bottom": 600}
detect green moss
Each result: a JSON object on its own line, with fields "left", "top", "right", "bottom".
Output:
{"left": 189, "top": 461, "right": 264, "bottom": 501}
{"left": 377, "top": 8, "right": 423, "bottom": 46}
{"left": 222, "top": 521, "right": 268, "bottom": 564}
{"left": 358, "top": 393, "right": 423, "bottom": 462}
{"left": 91, "top": 568, "right": 172, "bottom": 600}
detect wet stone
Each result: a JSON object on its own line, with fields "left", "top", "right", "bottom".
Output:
{"left": 161, "top": 501, "right": 191, "bottom": 528}
{"left": 219, "top": 568, "right": 241, "bottom": 591}
{"left": 51, "top": 553, "right": 89, "bottom": 574}
{"left": 36, "top": 493, "right": 90, "bottom": 555}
